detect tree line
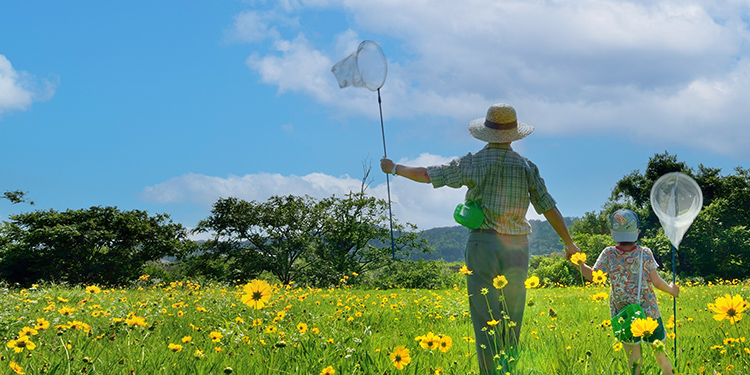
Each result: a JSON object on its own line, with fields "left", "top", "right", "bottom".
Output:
{"left": 2, "top": 151, "right": 749, "bottom": 287}
{"left": 0, "top": 189, "right": 428, "bottom": 287}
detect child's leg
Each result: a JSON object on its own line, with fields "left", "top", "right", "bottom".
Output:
{"left": 624, "top": 343, "right": 642, "bottom": 375}
{"left": 653, "top": 351, "right": 674, "bottom": 375}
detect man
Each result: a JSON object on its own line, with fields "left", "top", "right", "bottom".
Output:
{"left": 380, "top": 103, "right": 579, "bottom": 374}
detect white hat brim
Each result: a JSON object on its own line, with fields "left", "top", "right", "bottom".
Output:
{"left": 468, "top": 117, "right": 534, "bottom": 143}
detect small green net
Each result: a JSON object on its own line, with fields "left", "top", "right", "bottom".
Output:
{"left": 611, "top": 303, "right": 645, "bottom": 341}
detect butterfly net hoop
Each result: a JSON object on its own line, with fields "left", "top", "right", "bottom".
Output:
{"left": 649, "top": 172, "right": 703, "bottom": 249}
{"left": 331, "top": 40, "right": 387, "bottom": 92}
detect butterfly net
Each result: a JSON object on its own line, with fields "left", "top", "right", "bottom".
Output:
{"left": 649, "top": 172, "right": 703, "bottom": 249}
{"left": 331, "top": 40, "right": 387, "bottom": 92}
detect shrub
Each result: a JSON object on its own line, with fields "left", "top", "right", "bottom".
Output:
{"left": 365, "top": 259, "right": 462, "bottom": 289}
{"left": 529, "top": 255, "right": 581, "bottom": 286}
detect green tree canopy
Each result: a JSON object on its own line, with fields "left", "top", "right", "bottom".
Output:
{"left": 2, "top": 190, "right": 34, "bottom": 205}
{"left": 191, "top": 193, "right": 429, "bottom": 286}
{"left": 0, "top": 206, "right": 190, "bottom": 286}
{"left": 192, "top": 195, "right": 324, "bottom": 285}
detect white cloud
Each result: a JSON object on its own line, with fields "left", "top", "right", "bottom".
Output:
{"left": 140, "top": 152, "right": 545, "bottom": 230}
{"left": 232, "top": 0, "right": 750, "bottom": 157}
{"left": 140, "top": 172, "right": 364, "bottom": 206}
{"left": 0, "top": 55, "right": 34, "bottom": 115}
{"left": 0, "top": 55, "right": 57, "bottom": 117}
{"left": 246, "top": 33, "right": 336, "bottom": 101}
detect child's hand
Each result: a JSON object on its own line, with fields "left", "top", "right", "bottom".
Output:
{"left": 669, "top": 282, "right": 679, "bottom": 298}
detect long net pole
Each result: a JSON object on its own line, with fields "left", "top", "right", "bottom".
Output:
{"left": 672, "top": 188, "right": 678, "bottom": 364}
{"left": 672, "top": 243, "right": 677, "bottom": 363}
{"left": 378, "top": 88, "right": 396, "bottom": 260}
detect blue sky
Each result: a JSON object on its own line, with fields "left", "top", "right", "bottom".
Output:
{"left": 2, "top": 1, "right": 750, "bottom": 235}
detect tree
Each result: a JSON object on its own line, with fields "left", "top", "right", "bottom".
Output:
{"left": 678, "top": 197, "right": 750, "bottom": 280}
{"left": 0, "top": 206, "right": 189, "bottom": 286}
{"left": 2, "top": 190, "right": 34, "bottom": 205}
{"left": 310, "top": 191, "right": 430, "bottom": 286}
{"left": 191, "top": 192, "right": 430, "bottom": 286}
{"left": 192, "top": 195, "right": 324, "bottom": 285}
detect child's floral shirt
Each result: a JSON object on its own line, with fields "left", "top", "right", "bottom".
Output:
{"left": 593, "top": 245, "right": 662, "bottom": 319}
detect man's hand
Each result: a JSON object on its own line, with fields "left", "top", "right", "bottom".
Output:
{"left": 380, "top": 158, "right": 395, "bottom": 174}
{"left": 564, "top": 243, "right": 581, "bottom": 261}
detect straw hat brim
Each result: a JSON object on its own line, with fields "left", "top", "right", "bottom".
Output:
{"left": 468, "top": 117, "right": 534, "bottom": 143}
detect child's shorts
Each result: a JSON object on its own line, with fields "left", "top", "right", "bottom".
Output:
{"left": 623, "top": 316, "right": 667, "bottom": 345}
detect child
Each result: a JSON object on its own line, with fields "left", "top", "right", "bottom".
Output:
{"left": 577, "top": 209, "right": 679, "bottom": 375}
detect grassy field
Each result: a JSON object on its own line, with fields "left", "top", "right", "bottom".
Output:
{"left": 1, "top": 276, "right": 749, "bottom": 374}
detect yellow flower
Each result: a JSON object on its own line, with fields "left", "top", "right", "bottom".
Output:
{"left": 630, "top": 317, "right": 659, "bottom": 338}
{"left": 85, "top": 285, "right": 101, "bottom": 294}
{"left": 613, "top": 342, "right": 623, "bottom": 352}
{"left": 320, "top": 366, "right": 335, "bottom": 375}
{"left": 18, "top": 327, "right": 38, "bottom": 337}
{"left": 58, "top": 306, "right": 76, "bottom": 315}
{"left": 592, "top": 270, "right": 607, "bottom": 284}
{"left": 438, "top": 335, "right": 452, "bottom": 352}
{"left": 209, "top": 331, "right": 223, "bottom": 342}
{"left": 571, "top": 252, "right": 587, "bottom": 265}
{"left": 390, "top": 345, "right": 412, "bottom": 370}
{"left": 35, "top": 318, "right": 50, "bottom": 330}
{"left": 7, "top": 336, "right": 36, "bottom": 353}
{"left": 708, "top": 294, "right": 749, "bottom": 324}
{"left": 297, "top": 322, "right": 308, "bottom": 334}
{"left": 419, "top": 332, "right": 439, "bottom": 351}
{"left": 493, "top": 275, "right": 508, "bottom": 290}
{"left": 240, "top": 279, "right": 273, "bottom": 310}
{"left": 125, "top": 315, "right": 147, "bottom": 327}
{"left": 459, "top": 265, "right": 473, "bottom": 275}
{"left": 181, "top": 336, "right": 192, "bottom": 343}
{"left": 193, "top": 349, "right": 205, "bottom": 358}
{"left": 590, "top": 292, "right": 609, "bottom": 302}
{"left": 487, "top": 319, "right": 500, "bottom": 327}
{"left": 67, "top": 321, "right": 91, "bottom": 333}
{"left": 138, "top": 274, "right": 150, "bottom": 281}
{"left": 524, "top": 276, "right": 540, "bottom": 289}
{"left": 9, "top": 361, "right": 25, "bottom": 375}
{"left": 168, "top": 343, "right": 183, "bottom": 352}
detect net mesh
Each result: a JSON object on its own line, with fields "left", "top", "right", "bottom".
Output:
{"left": 650, "top": 172, "right": 703, "bottom": 249}
{"left": 331, "top": 40, "right": 387, "bottom": 92}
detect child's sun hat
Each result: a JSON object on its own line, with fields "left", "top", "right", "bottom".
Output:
{"left": 610, "top": 209, "right": 640, "bottom": 242}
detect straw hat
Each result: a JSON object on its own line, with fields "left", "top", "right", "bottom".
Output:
{"left": 468, "top": 103, "right": 534, "bottom": 143}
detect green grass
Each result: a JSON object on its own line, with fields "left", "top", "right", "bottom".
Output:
{"left": 1, "top": 278, "right": 750, "bottom": 374}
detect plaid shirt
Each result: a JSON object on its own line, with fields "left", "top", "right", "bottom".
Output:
{"left": 426, "top": 143, "right": 556, "bottom": 235}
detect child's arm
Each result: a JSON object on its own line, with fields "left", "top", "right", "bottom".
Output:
{"left": 649, "top": 269, "right": 679, "bottom": 298}
{"left": 576, "top": 262, "right": 594, "bottom": 282}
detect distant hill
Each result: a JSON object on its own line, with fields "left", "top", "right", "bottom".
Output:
{"left": 410, "top": 218, "right": 576, "bottom": 262}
